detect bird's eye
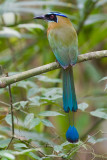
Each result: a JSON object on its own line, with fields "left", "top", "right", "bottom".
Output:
{"left": 50, "top": 14, "right": 55, "bottom": 19}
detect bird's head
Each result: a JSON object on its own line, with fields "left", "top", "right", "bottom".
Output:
{"left": 34, "top": 12, "right": 68, "bottom": 23}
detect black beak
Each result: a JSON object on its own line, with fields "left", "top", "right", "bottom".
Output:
{"left": 34, "top": 15, "right": 45, "bottom": 20}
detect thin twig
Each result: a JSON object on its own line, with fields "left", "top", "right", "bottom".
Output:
{"left": 0, "top": 100, "right": 10, "bottom": 107}
{"left": 6, "top": 75, "right": 15, "bottom": 149}
{"left": 0, "top": 50, "right": 107, "bottom": 88}
{"left": 8, "top": 84, "right": 14, "bottom": 136}
{"left": 6, "top": 137, "right": 14, "bottom": 150}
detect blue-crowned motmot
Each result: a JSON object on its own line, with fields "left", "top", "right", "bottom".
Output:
{"left": 34, "top": 12, "right": 79, "bottom": 143}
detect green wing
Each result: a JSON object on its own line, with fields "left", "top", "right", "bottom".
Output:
{"left": 48, "top": 26, "right": 78, "bottom": 68}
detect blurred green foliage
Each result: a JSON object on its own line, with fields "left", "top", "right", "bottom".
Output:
{"left": 0, "top": 0, "right": 107, "bottom": 159}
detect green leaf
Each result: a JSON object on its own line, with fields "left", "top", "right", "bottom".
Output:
{"left": 35, "top": 75, "right": 61, "bottom": 83}
{"left": 5, "top": 114, "right": 16, "bottom": 126}
{"left": 18, "top": 23, "right": 44, "bottom": 30}
{"left": 0, "top": 149, "right": 38, "bottom": 158}
{"left": 1, "top": 157, "right": 9, "bottom": 160}
{"left": 0, "top": 135, "right": 5, "bottom": 139}
{"left": 0, "top": 151, "right": 15, "bottom": 160}
{"left": 14, "top": 143, "right": 28, "bottom": 150}
{"left": 12, "top": 149, "right": 41, "bottom": 155}
{"left": 88, "top": 135, "right": 107, "bottom": 144}
{"left": 28, "top": 152, "right": 41, "bottom": 160}
{"left": 39, "top": 111, "right": 64, "bottom": 117}
{"left": 105, "top": 84, "right": 107, "bottom": 91}
{"left": 42, "top": 87, "right": 62, "bottom": 101}
{"left": 29, "top": 118, "right": 41, "bottom": 129}
{"left": 90, "top": 108, "right": 107, "bottom": 119}
{"left": 99, "top": 77, "right": 107, "bottom": 91}
{"left": 0, "top": 1, "right": 76, "bottom": 16}
{"left": 83, "top": 63, "right": 101, "bottom": 82}
{"left": 54, "top": 145, "right": 63, "bottom": 153}
{"left": 27, "top": 87, "right": 39, "bottom": 98}
{"left": 41, "top": 119, "right": 54, "bottom": 128}
{"left": 13, "top": 101, "right": 28, "bottom": 109}
{"left": 85, "top": 14, "right": 107, "bottom": 25}
{"left": 0, "top": 27, "right": 21, "bottom": 38}
{"left": 0, "top": 139, "right": 11, "bottom": 149}
{"left": 13, "top": 1, "right": 75, "bottom": 8}
{"left": 20, "top": 101, "right": 28, "bottom": 108}
{"left": 60, "top": 141, "right": 71, "bottom": 147}
{"left": 97, "top": 0, "right": 107, "bottom": 7}
{"left": 99, "top": 76, "right": 107, "bottom": 82}
{"left": 78, "top": 103, "right": 88, "bottom": 111}
{"left": 24, "top": 113, "right": 34, "bottom": 127}
{"left": 15, "top": 81, "right": 37, "bottom": 89}
{"left": 77, "top": 0, "right": 86, "bottom": 9}
{"left": 29, "top": 96, "right": 43, "bottom": 106}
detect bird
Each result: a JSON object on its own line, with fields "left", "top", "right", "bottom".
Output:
{"left": 34, "top": 12, "right": 79, "bottom": 143}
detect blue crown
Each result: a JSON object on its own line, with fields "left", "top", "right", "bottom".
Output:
{"left": 48, "top": 12, "right": 67, "bottom": 18}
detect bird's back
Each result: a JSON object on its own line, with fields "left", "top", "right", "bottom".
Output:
{"left": 47, "top": 16, "right": 78, "bottom": 68}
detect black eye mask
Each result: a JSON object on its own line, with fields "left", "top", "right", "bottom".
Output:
{"left": 45, "top": 14, "right": 57, "bottom": 23}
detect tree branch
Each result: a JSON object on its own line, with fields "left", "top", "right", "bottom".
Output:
{"left": 0, "top": 50, "right": 107, "bottom": 88}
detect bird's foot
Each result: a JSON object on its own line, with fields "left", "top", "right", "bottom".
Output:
{"left": 55, "top": 59, "right": 68, "bottom": 69}
{"left": 55, "top": 59, "right": 59, "bottom": 63}
{"left": 63, "top": 66, "right": 68, "bottom": 69}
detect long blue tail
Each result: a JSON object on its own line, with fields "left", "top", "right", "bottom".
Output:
{"left": 62, "top": 67, "right": 78, "bottom": 112}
